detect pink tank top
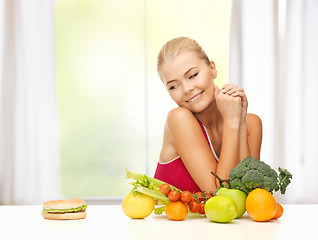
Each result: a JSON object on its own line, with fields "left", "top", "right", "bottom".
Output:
{"left": 154, "top": 120, "right": 219, "bottom": 193}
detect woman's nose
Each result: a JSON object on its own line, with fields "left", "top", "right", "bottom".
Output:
{"left": 183, "top": 80, "right": 194, "bottom": 93}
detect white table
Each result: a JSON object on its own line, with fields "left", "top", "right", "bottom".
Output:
{"left": 0, "top": 204, "right": 315, "bottom": 239}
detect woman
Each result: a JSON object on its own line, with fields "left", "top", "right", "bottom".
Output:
{"left": 154, "top": 37, "right": 262, "bottom": 194}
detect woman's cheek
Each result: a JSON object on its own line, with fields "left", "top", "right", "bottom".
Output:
{"left": 169, "top": 92, "right": 182, "bottom": 104}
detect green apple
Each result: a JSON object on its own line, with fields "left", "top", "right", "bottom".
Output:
{"left": 204, "top": 195, "right": 237, "bottom": 223}
{"left": 216, "top": 187, "right": 247, "bottom": 218}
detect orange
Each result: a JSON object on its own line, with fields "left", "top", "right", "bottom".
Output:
{"left": 246, "top": 188, "right": 277, "bottom": 222}
{"left": 165, "top": 201, "right": 188, "bottom": 221}
{"left": 272, "top": 202, "right": 283, "bottom": 219}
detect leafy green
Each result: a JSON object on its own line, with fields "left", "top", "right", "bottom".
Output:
{"left": 277, "top": 167, "right": 293, "bottom": 194}
{"left": 153, "top": 206, "right": 166, "bottom": 215}
{"left": 41, "top": 204, "right": 87, "bottom": 215}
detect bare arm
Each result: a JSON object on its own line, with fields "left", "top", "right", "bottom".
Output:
{"left": 213, "top": 86, "right": 242, "bottom": 183}
{"left": 214, "top": 121, "right": 240, "bottom": 182}
{"left": 239, "top": 124, "right": 250, "bottom": 160}
{"left": 221, "top": 84, "right": 262, "bottom": 161}
{"left": 246, "top": 113, "right": 262, "bottom": 159}
{"left": 237, "top": 114, "right": 262, "bottom": 161}
{"left": 166, "top": 107, "right": 218, "bottom": 192}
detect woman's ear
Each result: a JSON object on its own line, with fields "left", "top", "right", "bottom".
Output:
{"left": 210, "top": 60, "right": 217, "bottom": 79}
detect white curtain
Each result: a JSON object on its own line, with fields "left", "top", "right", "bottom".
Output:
{"left": 0, "top": 0, "right": 60, "bottom": 204}
{"left": 229, "top": 0, "right": 318, "bottom": 204}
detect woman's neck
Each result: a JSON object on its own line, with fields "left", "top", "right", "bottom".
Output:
{"left": 194, "top": 99, "right": 222, "bottom": 132}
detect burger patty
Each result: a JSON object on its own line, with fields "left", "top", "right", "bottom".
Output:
{"left": 47, "top": 210, "right": 86, "bottom": 214}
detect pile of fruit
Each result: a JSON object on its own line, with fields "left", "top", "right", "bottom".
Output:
{"left": 122, "top": 157, "right": 291, "bottom": 223}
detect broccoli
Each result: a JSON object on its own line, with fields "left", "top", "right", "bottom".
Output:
{"left": 228, "top": 156, "right": 292, "bottom": 194}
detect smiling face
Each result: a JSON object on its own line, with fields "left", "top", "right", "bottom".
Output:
{"left": 159, "top": 51, "right": 217, "bottom": 113}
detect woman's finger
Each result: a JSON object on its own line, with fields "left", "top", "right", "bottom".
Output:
{"left": 225, "top": 87, "right": 243, "bottom": 95}
{"left": 231, "top": 90, "right": 245, "bottom": 97}
{"left": 222, "top": 83, "right": 237, "bottom": 89}
{"left": 231, "top": 91, "right": 248, "bottom": 108}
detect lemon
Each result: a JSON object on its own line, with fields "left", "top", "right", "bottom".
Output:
{"left": 204, "top": 195, "right": 237, "bottom": 223}
{"left": 122, "top": 192, "right": 155, "bottom": 219}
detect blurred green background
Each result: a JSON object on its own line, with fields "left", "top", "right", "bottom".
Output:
{"left": 55, "top": 0, "right": 230, "bottom": 198}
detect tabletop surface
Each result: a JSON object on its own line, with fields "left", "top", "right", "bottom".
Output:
{"left": 0, "top": 204, "right": 315, "bottom": 240}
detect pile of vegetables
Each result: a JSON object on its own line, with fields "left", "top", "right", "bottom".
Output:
{"left": 123, "top": 156, "right": 292, "bottom": 223}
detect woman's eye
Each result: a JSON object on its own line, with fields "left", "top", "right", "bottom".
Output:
{"left": 169, "top": 85, "right": 177, "bottom": 90}
{"left": 189, "top": 73, "right": 198, "bottom": 79}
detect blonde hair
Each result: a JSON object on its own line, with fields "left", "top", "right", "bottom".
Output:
{"left": 157, "top": 37, "right": 210, "bottom": 73}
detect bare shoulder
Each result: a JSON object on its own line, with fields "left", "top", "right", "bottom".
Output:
{"left": 160, "top": 107, "right": 202, "bottom": 162}
{"left": 167, "top": 107, "right": 195, "bottom": 121}
{"left": 164, "top": 107, "right": 204, "bottom": 143}
{"left": 246, "top": 113, "right": 262, "bottom": 132}
{"left": 166, "top": 107, "right": 199, "bottom": 131}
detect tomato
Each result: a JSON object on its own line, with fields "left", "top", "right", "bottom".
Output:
{"left": 188, "top": 200, "right": 200, "bottom": 213}
{"left": 193, "top": 192, "right": 204, "bottom": 202}
{"left": 165, "top": 201, "right": 188, "bottom": 221}
{"left": 168, "top": 190, "right": 180, "bottom": 202}
{"left": 122, "top": 192, "right": 155, "bottom": 219}
{"left": 198, "top": 203, "right": 205, "bottom": 214}
{"left": 205, "top": 192, "right": 213, "bottom": 199}
{"left": 159, "top": 183, "right": 171, "bottom": 195}
{"left": 180, "top": 191, "right": 193, "bottom": 203}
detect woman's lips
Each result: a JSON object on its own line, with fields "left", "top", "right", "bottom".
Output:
{"left": 186, "top": 91, "right": 204, "bottom": 102}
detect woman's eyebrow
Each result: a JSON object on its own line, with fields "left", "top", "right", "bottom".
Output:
{"left": 184, "top": 67, "right": 198, "bottom": 76}
{"left": 165, "top": 79, "right": 177, "bottom": 86}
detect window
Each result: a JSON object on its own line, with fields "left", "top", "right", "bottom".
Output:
{"left": 55, "top": 0, "right": 231, "bottom": 199}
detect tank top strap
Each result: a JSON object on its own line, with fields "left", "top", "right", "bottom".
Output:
{"left": 197, "top": 120, "right": 219, "bottom": 162}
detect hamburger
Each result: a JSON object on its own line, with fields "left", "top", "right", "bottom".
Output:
{"left": 42, "top": 198, "right": 87, "bottom": 220}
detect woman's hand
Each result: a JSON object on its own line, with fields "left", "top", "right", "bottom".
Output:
{"left": 214, "top": 85, "right": 242, "bottom": 126}
{"left": 221, "top": 84, "right": 248, "bottom": 126}
{"left": 221, "top": 84, "right": 251, "bottom": 161}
